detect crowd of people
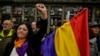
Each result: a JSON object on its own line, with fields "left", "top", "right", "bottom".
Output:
{"left": 0, "top": 3, "right": 100, "bottom": 56}
{"left": 89, "top": 21, "right": 100, "bottom": 56}
{"left": 0, "top": 3, "right": 47, "bottom": 56}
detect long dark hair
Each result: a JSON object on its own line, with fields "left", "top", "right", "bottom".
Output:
{"left": 11, "top": 22, "right": 33, "bottom": 42}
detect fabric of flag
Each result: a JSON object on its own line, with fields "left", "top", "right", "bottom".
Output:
{"left": 54, "top": 8, "right": 90, "bottom": 56}
{"left": 41, "top": 32, "right": 56, "bottom": 56}
{"left": 41, "top": 8, "right": 89, "bottom": 56}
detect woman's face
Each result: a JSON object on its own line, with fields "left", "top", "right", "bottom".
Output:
{"left": 17, "top": 24, "right": 28, "bottom": 39}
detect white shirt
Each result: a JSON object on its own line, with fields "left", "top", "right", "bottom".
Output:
{"left": 10, "top": 47, "right": 27, "bottom": 56}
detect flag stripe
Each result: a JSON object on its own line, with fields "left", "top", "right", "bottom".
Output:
{"left": 70, "top": 8, "right": 89, "bottom": 56}
{"left": 41, "top": 8, "right": 89, "bottom": 56}
{"left": 41, "top": 32, "right": 56, "bottom": 56}
{"left": 54, "top": 21, "right": 80, "bottom": 56}
{"left": 54, "top": 8, "right": 89, "bottom": 56}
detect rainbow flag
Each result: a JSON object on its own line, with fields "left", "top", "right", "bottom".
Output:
{"left": 54, "top": 8, "right": 89, "bottom": 56}
{"left": 41, "top": 8, "right": 90, "bottom": 56}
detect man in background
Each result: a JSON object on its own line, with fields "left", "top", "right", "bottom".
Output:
{"left": 0, "top": 20, "right": 14, "bottom": 56}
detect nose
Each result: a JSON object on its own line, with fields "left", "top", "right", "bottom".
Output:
{"left": 19, "top": 29, "right": 23, "bottom": 33}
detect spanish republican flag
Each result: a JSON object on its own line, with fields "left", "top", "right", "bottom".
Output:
{"left": 54, "top": 8, "right": 90, "bottom": 56}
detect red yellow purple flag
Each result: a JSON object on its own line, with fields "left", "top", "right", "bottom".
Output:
{"left": 54, "top": 8, "right": 90, "bottom": 56}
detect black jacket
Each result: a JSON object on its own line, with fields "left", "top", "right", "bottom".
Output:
{"left": 96, "top": 35, "right": 100, "bottom": 52}
{"left": 3, "top": 19, "right": 48, "bottom": 56}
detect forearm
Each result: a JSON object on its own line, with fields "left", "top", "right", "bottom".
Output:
{"left": 36, "top": 19, "right": 48, "bottom": 41}
{"left": 41, "top": 11, "right": 47, "bottom": 20}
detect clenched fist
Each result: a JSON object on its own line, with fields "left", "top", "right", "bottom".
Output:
{"left": 36, "top": 3, "right": 47, "bottom": 20}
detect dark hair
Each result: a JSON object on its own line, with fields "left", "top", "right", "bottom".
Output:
{"left": 12, "top": 22, "right": 33, "bottom": 41}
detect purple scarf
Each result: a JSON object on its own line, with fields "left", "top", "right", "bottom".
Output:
{"left": 16, "top": 41, "right": 28, "bottom": 56}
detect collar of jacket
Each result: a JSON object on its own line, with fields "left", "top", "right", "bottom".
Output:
{"left": 0, "top": 29, "right": 13, "bottom": 37}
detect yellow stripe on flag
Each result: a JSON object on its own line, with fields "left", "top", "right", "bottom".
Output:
{"left": 54, "top": 8, "right": 89, "bottom": 56}
{"left": 54, "top": 21, "right": 80, "bottom": 56}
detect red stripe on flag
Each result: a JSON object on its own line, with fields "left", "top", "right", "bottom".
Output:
{"left": 70, "top": 8, "right": 90, "bottom": 56}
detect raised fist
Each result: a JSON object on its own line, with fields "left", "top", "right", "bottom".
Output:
{"left": 36, "top": 3, "right": 47, "bottom": 19}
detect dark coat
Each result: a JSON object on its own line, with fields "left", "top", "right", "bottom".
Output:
{"left": 89, "top": 37, "right": 98, "bottom": 56}
{"left": 0, "top": 29, "right": 14, "bottom": 56}
{"left": 96, "top": 35, "right": 100, "bottom": 52}
{"left": 3, "top": 19, "right": 48, "bottom": 56}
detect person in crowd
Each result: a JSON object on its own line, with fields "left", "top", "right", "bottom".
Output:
{"left": 0, "top": 20, "right": 14, "bottom": 56}
{"left": 31, "top": 21, "right": 38, "bottom": 36}
{"left": 49, "top": 24, "right": 56, "bottom": 34}
{"left": 89, "top": 21, "right": 100, "bottom": 56}
{"left": 3, "top": 3, "right": 48, "bottom": 56}
{"left": 0, "top": 20, "right": 14, "bottom": 38}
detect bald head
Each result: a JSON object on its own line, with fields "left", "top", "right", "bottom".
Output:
{"left": 2, "top": 20, "right": 13, "bottom": 31}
